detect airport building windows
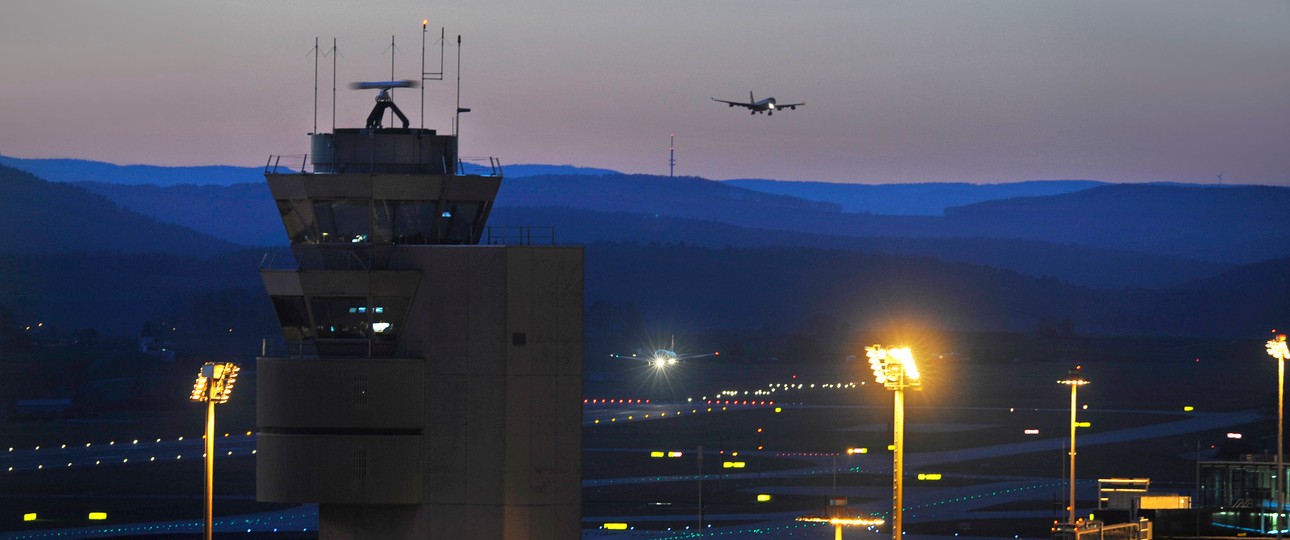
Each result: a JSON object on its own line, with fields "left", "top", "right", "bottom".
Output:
{"left": 277, "top": 198, "right": 487, "bottom": 246}
{"left": 312, "top": 296, "right": 369, "bottom": 339}
{"left": 387, "top": 201, "right": 439, "bottom": 245}
{"left": 267, "top": 293, "right": 412, "bottom": 357}
{"left": 369, "top": 297, "right": 407, "bottom": 343}
{"left": 1200, "top": 460, "right": 1283, "bottom": 509}
{"left": 277, "top": 200, "right": 318, "bottom": 244}
{"left": 313, "top": 200, "right": 371, "bottom": 244}
{"left": 438, "top": 201, "right": 482, "bottom": 244}
{"left": 270, "top": 296, "right": 314, "bottom": 341}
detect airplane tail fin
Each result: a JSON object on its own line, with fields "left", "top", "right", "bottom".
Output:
{"left": 749, "top": 91, "right": 755, "bottom": 104}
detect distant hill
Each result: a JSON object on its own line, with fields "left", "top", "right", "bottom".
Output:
{"left": 941, "top": 184, "right": 1290, "bottom": 263}
{"left": 724, "top": 179, "right": 1106, "bottom": 215}
{"left": 489, "top": 207, "right": 1230, "bottom": 289}
{"left": 495, "top": 173, "right": 841, "bottom": 217}
{"left": 0, "top": 240, "right": 1279, "bottom": 339}
{"left": 0, "top": 155, "right": 268, "bottom": 186}
{"left": 582, "top": 243, "right": 1285, "bottom": 338}
{"left": 503, "top": 164, "right": 620, "bottom": 177}
{"left": 0, "top": 164, "right": 240, "bottom": 256}
{"left": 0, "top": 249, "right": 275, "bottom": 335}
{"left": 497, "top": 175, "right": 1290, "bottom": 264}
{"left": 0, "top": 154, "right": 617, "bottom": 186}
{"left": 72, "top": 172, "right": 1258, "bottom": 287}
{"left": 74, "top": 182, "right": 282, "bottom": 246}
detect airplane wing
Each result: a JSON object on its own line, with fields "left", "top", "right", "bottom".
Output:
{"left": 776, "top": 102, "right": 805, "bottom": 109}
{"left": 609, "top": 353, "right": 658, "bottom": 365}
{"left": 712, "top": 97, "right": 754, "bottom": 109}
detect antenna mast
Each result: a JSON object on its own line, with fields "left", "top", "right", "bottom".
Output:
{"left": 421, "top": 21, "right": 427, "bottom": 131}
{"left": 669, "top": 133, "right": 676, "bottom": 177}
{"left": 461, "top": 34, "right": 466, "bottom": 137}
{"left": 312, "top": 37, "right": 319, "bottom": 134}
{"left": 388, "top": 35, "right": 396, "bottom": 128}
{"left": 331, "top": 38, "right": 337, "bottom": 132}
{"left": 420, "top": 22, "right": 445, "bottom": 131}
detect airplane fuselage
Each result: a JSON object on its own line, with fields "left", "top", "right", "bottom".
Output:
{"left": 712, "top": 92, "right": 804, "bottom": 115}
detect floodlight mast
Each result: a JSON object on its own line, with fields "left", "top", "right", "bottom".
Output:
{"left": 1268, "top": 333, "right": 1289, "bottom": 539}
{"left": 866, "top": 345, "right": 921, "bottom": 540}
{"left": 189, "top": 362, "right": 240, "bottom": 540}
{"left": 1057, "top": 367, "right": 1089, "bottom": 526}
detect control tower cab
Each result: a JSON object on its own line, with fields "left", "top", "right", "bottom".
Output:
{"left": 255, "top": 75, "right": 582, "bottom": 540}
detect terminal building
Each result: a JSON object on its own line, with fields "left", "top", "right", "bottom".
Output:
{"left": 254, "top": 84, "right": 583, "bottom": 539}
{"left": 1199, "top": 456, "right": 1287, "bottom": 535}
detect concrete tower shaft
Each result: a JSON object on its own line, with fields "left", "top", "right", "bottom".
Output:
{"left": 256, "top": 95, "right": 582, "bottom": 540}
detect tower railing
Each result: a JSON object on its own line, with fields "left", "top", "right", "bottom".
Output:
{"left": 484, "top": 226, "right": 557, "bottom": 246}
{"left": 265, "top": 154, "right": 502, "bottom": 176}
{"left": 457, "top": 156, "right": 503, "bottom": 177}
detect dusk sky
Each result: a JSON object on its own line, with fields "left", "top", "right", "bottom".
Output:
{"left": 1, "top": 1, "right": 1287, "bottom": 184}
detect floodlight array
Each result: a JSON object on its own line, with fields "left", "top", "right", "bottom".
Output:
{"left": 190, "top": 362, "right": 241, "bottom": 404}
{"left": 865, "top": 345, "right": 921, "bottom": 390}
{"left": 1268, "top": 334, "right": 1289, "bottom": 361}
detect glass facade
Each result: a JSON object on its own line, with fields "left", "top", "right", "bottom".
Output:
{"left": 1200, "top": 460, "right": 1285, "bottom": 510}
{"left": 278, "top": 199, "right": 486, "bottom": 247}
{"left": 268, "top": 294, "right": 409, "bottom": 358}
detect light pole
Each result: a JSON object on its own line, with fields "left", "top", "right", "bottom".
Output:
{"left": 1268, "top": 334, "right": 1289, "bottom": 538}
{"left": 867, "top": 345, "right": 922, "bottom": 540}
{"left": 1058, "top": 366, "right": 1089, "bottom": 525}
{"left": 189, "top": 362, "right": 241, "bottom": 540}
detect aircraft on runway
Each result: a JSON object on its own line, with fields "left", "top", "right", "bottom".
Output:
{"left": 610, "top": 336, "right": 717, "bottom": 369}
{"left": 712, "top": 91, "right": 805, "bottom": 115}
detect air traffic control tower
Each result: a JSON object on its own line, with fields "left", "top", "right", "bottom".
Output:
{"left": 255, "top": 84, "right": 583, "bottom": 539}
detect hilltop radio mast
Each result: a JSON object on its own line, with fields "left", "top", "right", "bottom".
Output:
{"left": 669, "top": 133, "right": 676, "bottom": 177}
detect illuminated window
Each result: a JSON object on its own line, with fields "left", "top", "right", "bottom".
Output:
{"left": 308, "top": 296, "right": 408, "bottom": 357}
{"left": 313, "top": 200, "right": 371, "bottom": 244}
{"left": 312, "top": 297, "right": 368, "bottom": 339}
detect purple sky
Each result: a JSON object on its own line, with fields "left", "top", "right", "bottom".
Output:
{"left": 1, "top": 1, "right": 1287, "bottom": 184}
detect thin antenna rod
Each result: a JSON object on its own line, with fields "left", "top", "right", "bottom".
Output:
{"left": 312, "top": 37, "right": 319, "bottom": 134}
{"left": 331, "top": 38, "right": 337, "bottom": 132}
{"left": 461, "top": 34, "right": 466, "bottom": 138}
{"left": 420, "top": 26, "right": 446, "bottom": 131}
{"left": 420, "top": 20, "right": 428, "bottom": 131}
{"left": 389, "top": 35, "right": 396, "bottom": 129}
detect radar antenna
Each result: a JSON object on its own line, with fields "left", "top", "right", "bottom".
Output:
{"left": 349, "top": 80, "right": 418, "bottom": 129}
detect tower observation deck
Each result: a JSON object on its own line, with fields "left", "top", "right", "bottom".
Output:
{"left": 255, "top": 79, "right": 583, "bottom": 539}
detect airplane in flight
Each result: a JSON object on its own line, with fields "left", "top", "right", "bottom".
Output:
{"left": 712, "top": 91, "right": 805, "bottom": 115}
